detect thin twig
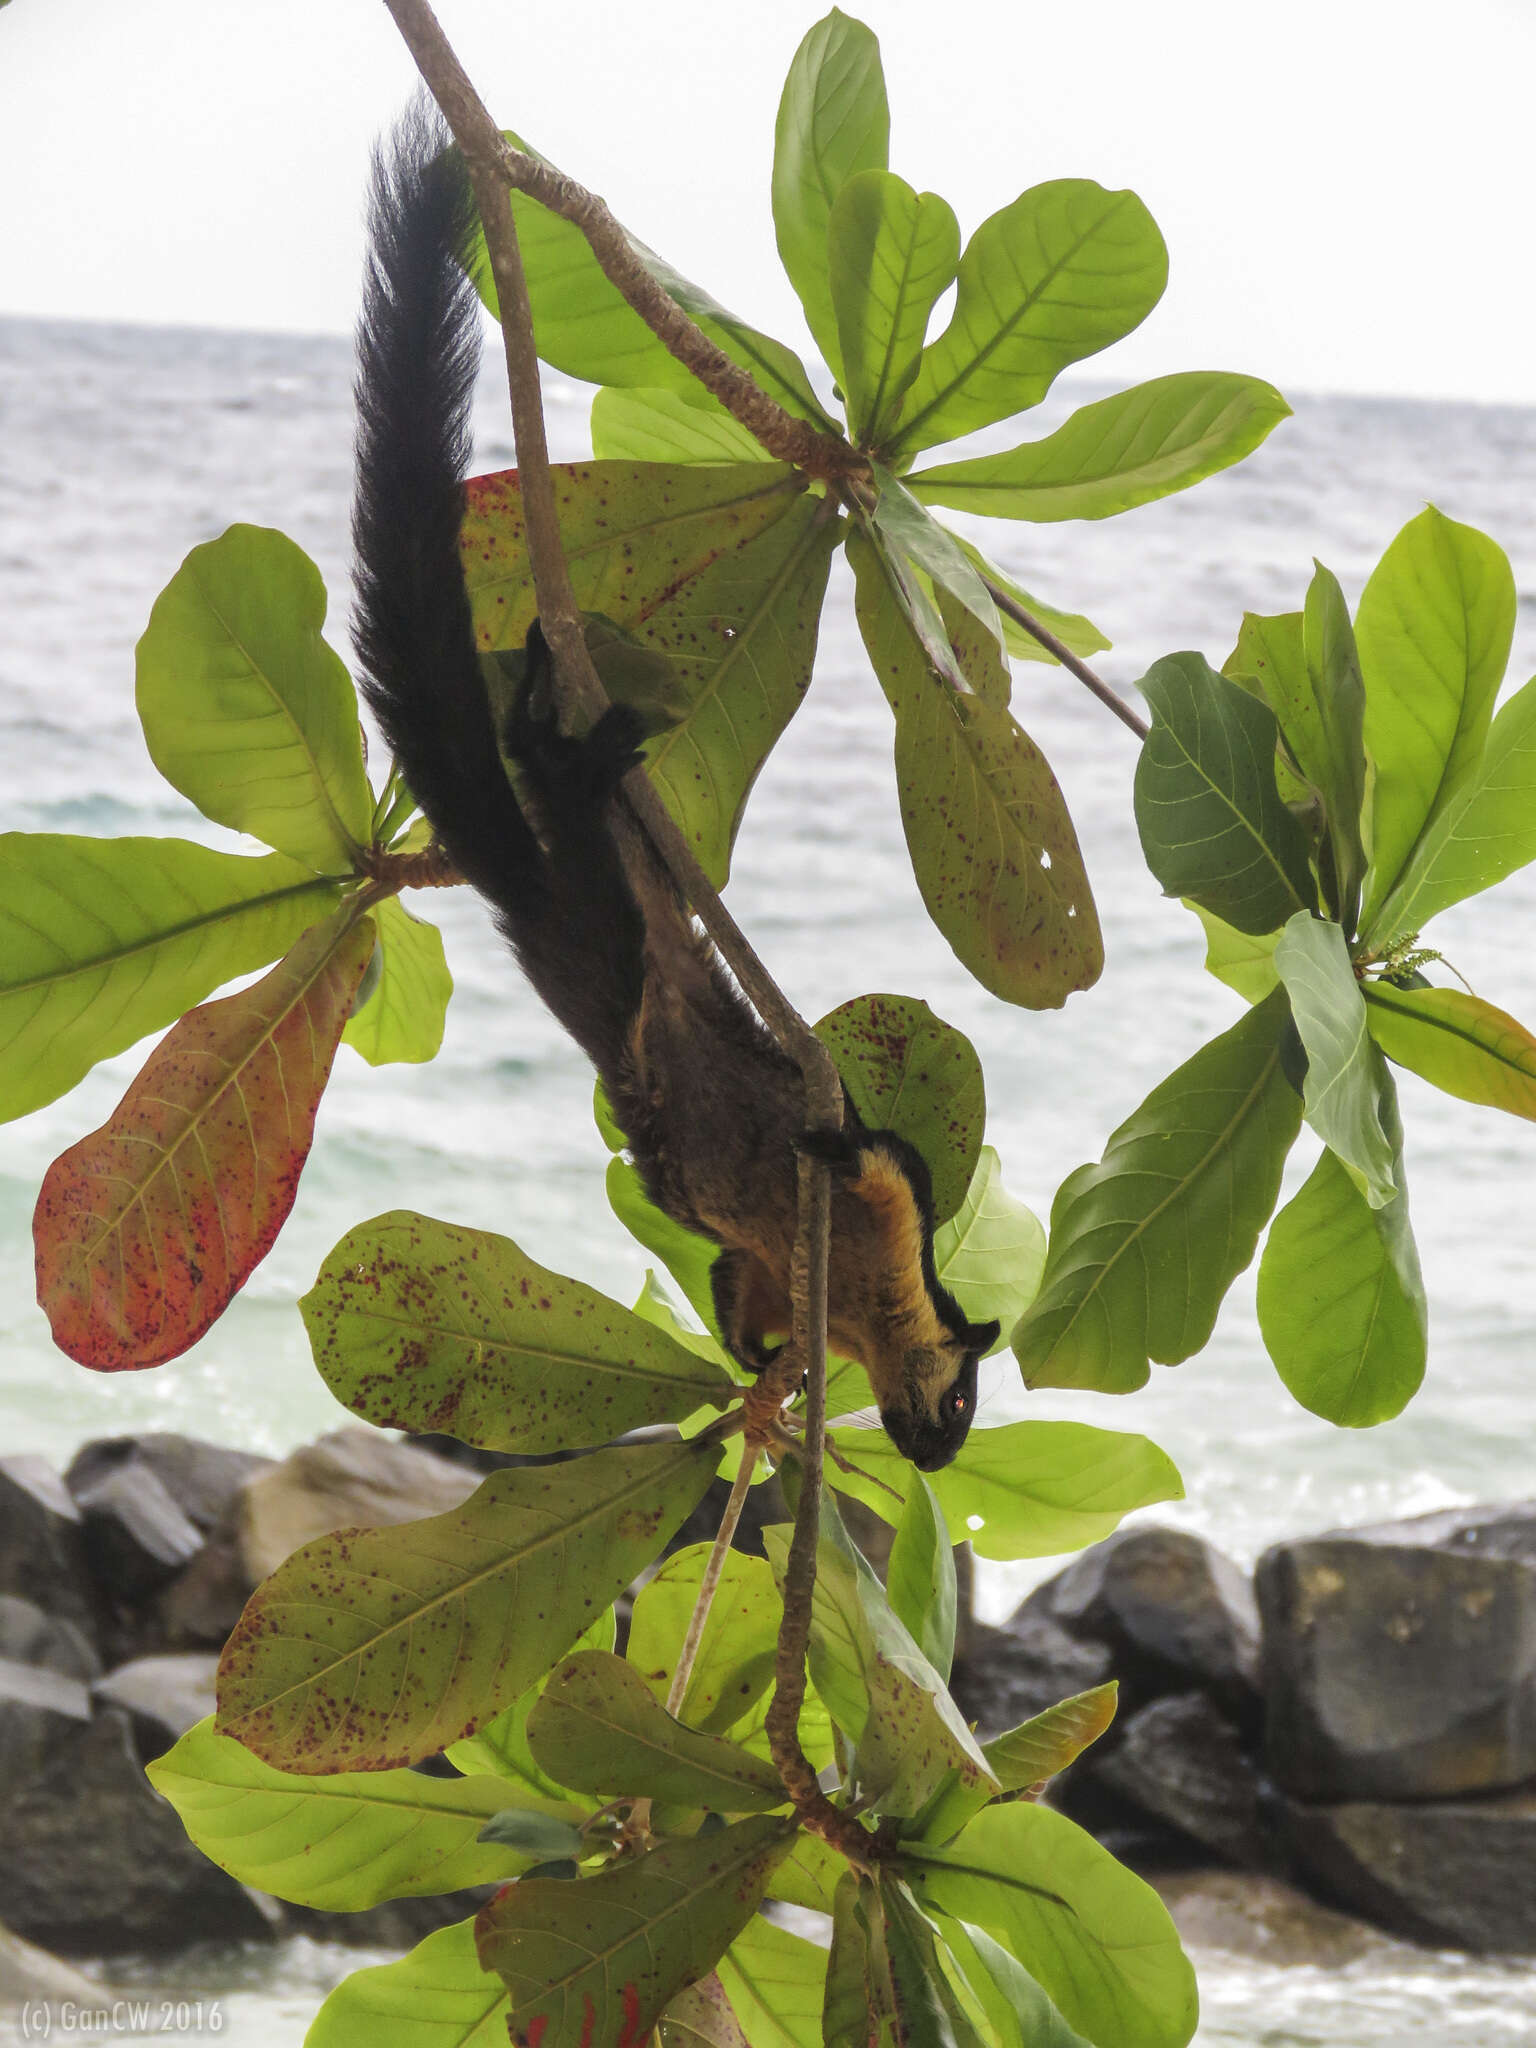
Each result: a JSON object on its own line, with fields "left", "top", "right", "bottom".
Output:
{"left": 664, "top": 1448, "right": 757, "bottom": 1718}
{"left": 981, "top": 574, "right": 1149, "bottom": 740}
{"left": 381, "top": 0, "right": 847, "bottom": 1838}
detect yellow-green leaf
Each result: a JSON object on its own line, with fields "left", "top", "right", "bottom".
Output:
{"left": 136, "top": 525, "right": 372, "bottom": 872}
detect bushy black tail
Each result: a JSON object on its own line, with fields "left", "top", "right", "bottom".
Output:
{"left": 350, "top": 108, "right": 646, "bottom": 1075}
{"left": 352, "top": 105, "right": 536, "bottom": 913}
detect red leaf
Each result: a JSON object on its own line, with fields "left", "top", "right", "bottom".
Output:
{"left": 34, "top": 910, "right": 374, "bottom": 1370}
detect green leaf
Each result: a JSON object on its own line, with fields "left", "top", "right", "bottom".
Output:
{"left": 870, "top": 467, "right": 1005, "bottom": 650}
{"left": 216, "top": 1438, "right": 721, "bottom": 1773}
{"left": 135, "top": 525, "right": 372, "bottom": 872}
{"left": 717, "top": 1913, "right": 828, "bottom": 2048}
{"left": 475, "top": 1815, "right": 793, "bottom": 2048}
{"left": 826, "top": 1420, "right": 1182, "bottom": 1560}
{"left": 887, "top": 1475, "right": 957, "bottom": 1681}
{"left": 147, "top": 1718, "right": 525, "bottom": 1907}
{"left": 1135, "top": 651, "right": 1317, "bottom": 935}
{"left": 341, "top": 895, "right": 451, "bottom": 1065}
{"left": 1014, "top": 989, "right": 1303, "bottom": 1391}
{"left": 828, "top": 171, "right": 960, "bottom": 443}
{"left": 446, "top": 1608, "right": 616, "bottom": 1796}
{"left": 983, "top": 1683, "right": 1120, "bottom": 1791}
{"left": 1223, "top": 608, "right": 1320, "bottom": 807}
{"left": 1257, "top": 1095, "right": 1425, "bottom": 1428}
{"left": 909, "top": 373, "right": 1289, "bottom": 521}
{"left": 850, "top": 527, "right": 1102, "bottom": 1009}
{"left": 957, "top": 538, "right": 1111, "bottom": 669}
{"left": 306, "top": 1919, "right": 509, "bottom": 2048}
{"left": 932, "top": 1146, "right": 1047, "bottom": 1343}
{"left": 914, "top": 1682, "right": 1121, "bottom": 1848}
{"left": 526, "top": 1650, "right": 788, "bottom": 1812}
{"left": 880, "top": 1876, "right": 994, "bottom": 2048}
{"left": 1368, "top": 672, "right": 1536, "bottom": 943}
{"left": 902, "top": 1804, "right": 1198, "bottom": 2048}
{"left": 772, "top": 9, "right": 890, "bottom": 379}
{"left": 0, "top": 836, "right": 341, "bottom": 1124}
{"left": 1357, "top": 508, "right": 1516, "bottom": 929}
{"left": 1301, "top": 565, "right": 1369, "bottom": 933}
{"left": 636, "top": 497, "right": 840, "bottom": 885}
{"left": 463, "top": 463, "right": 827, "bottom": 886}
{"left": 931, "top": 1917, "right": 1093, "bottom": 2048}
{"left": 628, "top": 1547, "right": 779, "bottom": 1739}
{"left": 590, "top": 386, "right": 772, "bottom": 465}
{"left": 814, "top": 992, "right": 984, "bottom": 1223}
{"left": 766, "top": 1830, "right": 847, "bottom": 1915}
{"left": 823, "top": 1874, "right": 899, "bottom": 2048}
{"left": 890, "top": 181, "right": 1167, "bottom": 459}
{"left": 302, "top": 1211, "right": 732, "bottom": 1454}
{"left": 1365, "top": 981, "right": 1536, "bottom": 1121}
{"left": 607, "top": 1154, "right": 725, "bottom": 1339}
{"left": 476, "top": 1809, "right": 589, "bottom": 1859}
{"left": 1189, "top": 903, "right": 1281, "bottom": 1005}
{"left": 762, "top": 1524, "right": 995, "bottom": 1817}
{"left": 1273, "top": 912, "right": 1396, "bottom": 1205}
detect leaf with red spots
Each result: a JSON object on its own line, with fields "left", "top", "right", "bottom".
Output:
{"left": 658, "top": 1973, "right": 751, "bottom": 2048}
{"left": 525, "top": 1650, "right": 788, "bottom": 1812}
{"left": 34, "top": 907, "right": 375, "bottom": 1371}
{"left": 461, "top": 462, "right": 832, "bottom": 885}
{"left": 848, "top": 528, "right": 1101, "bottom": 1009}
{"left": 475, "top": 1814, "right": 794, "bottom": 2048}
{"left": 216, "top": 1437, "right": 721, "bottom": 1774}
{"left": 814, "top": 993, "right": 983, "bottom": 1223}
{"left": 301, "top": 1211, "right": 733, "bottom": 1454}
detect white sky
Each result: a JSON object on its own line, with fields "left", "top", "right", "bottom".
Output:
{"left": 2, "top": 0, "right": 1534, "bottom": 405}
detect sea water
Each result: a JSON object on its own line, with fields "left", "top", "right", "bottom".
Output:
{"left": 2, "top": 314, "right": 1534, "bottom": 2041}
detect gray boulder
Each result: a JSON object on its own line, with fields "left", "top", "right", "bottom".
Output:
{"left": 0, "top": 1708, "right": 279, "bottom": 1954}
{"left": 67, "top": 1459, "right": 203, "bottom": 1607}
{"left": 1282, "top": 1789, "right": 1536, "bottom": 1953}
{"left": 0, "top": 1458, "right": 96, "bottom": 1638}
{"left": 0, "top": 1923, "right": 111, "bottom": 2008}
{"left": 237, "top": 1429, "right": 483, "bottom": 1583}
{"left": 93, "top": 1653, "right": 219, "bottom": 1761}
{"left": 0, "top": 1595, "right": 100, "bottom": 1681}
{"left": 66, "top": 1434, "right": 274, "bottom": 1537}
{"left": 0, "top": 1656, "right": 93, "bottom": 1795}
{"left": 1036, "top": 1526, "right": 1260, "bottom": 1710}
{"left": 1257, "top": 1503, "right": 1536, "bottom": 1800}
{"left": 1094, "top": 1691, "right": 1284, "bottom": 1873}
{"left": 1151, "top": 1869, "right": 1395, "bottom": 1966}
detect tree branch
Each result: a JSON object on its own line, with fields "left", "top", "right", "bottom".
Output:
{"left": 663, "top": 1448, "right": 757, "bottom": 1718}
{"left": 381, "top": 0, "right": 848, "bottom": 1842}
{"left": 381, "top": 0, "right": 860, "bottom": 483}
{"left": 981, "top": 573, "right": 1150, "bottom": 740}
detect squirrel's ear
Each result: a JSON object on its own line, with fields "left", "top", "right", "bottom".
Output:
{"left": 965, "top": 1317, "right": 1001, "bottom": 1355}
